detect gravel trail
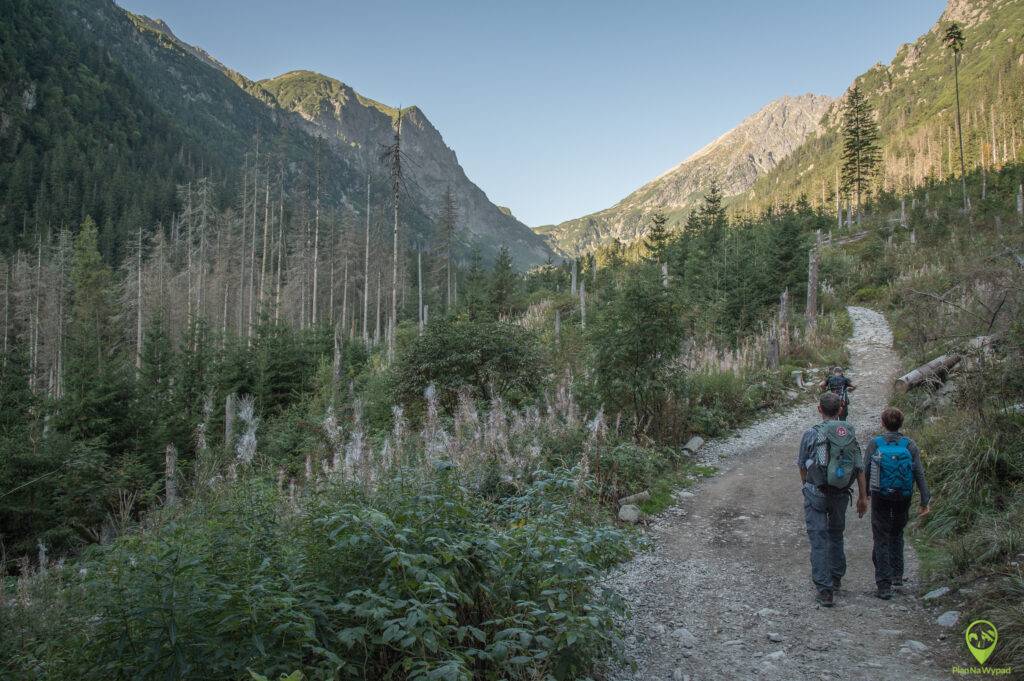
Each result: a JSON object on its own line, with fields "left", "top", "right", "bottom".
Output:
{"left": 609, "top": 307, "right": 952, "bottom": 681}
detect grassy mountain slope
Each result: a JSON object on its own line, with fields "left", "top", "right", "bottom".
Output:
{"left": 736, "top": 0, "right": 1024, "bottom": 213}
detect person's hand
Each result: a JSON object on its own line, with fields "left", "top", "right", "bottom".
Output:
{"left": 856, "top": 496, "right": 868, "bottom": 518}
{"left": 918, "top": 505, "right": 930, "bottom": 518}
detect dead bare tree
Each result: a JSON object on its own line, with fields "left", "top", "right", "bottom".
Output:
{"left": 380, "top": 111, "right": 404, "bottom": 359}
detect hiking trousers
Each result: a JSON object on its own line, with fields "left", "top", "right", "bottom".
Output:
{"left": 871, "top": 494, "right": 911, "bottom": 588}
{"left": 802, "top": 484, "right": 849, "bottom": 593}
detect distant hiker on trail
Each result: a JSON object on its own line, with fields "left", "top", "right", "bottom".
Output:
{"left": 865, "top": 406, "right": 931, "bottom": 600}
{"left": 819, "top": 366, "right": 857, "bottom": 420}
{"left": 797, "top": 392, "right": 868, "bottom": 607}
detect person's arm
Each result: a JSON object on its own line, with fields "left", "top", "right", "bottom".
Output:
{"left": 797, "top": 430, "right": 812, "bottom": 484}
{"left": 856, "top": 470, "right": 868, "bottom": 517}
{"left": 818, "top": 378, "right": 827, "bottom": 390}
{"left": 910, "top": 440, "right": 931, "bottom": 516}
{"left": 855, "top": 438, "right": 868, "bottom": 517}
{"left": 846, "top": 377, "right": 857, "bottom": 391}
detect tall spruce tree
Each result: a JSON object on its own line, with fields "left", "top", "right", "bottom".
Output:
{"left": 840, "top": 85, "right": 881, "bottom": 222}
{"left": 490, "top": 246, "right": 517, "bottom": 318}
{"left": 645, "top": 212, "right": 670, "bottom": 263}
{"left": 462, "top": 248, "right": 489, "bottom": 321}
{"left": 943, "top": 22, "right": 968, "bottom": 210}
{"left": 61, "top": 217, "right": 135, "bottom": 450}
{"left": 441, "top": 186, "right": 457, "bottom": 311}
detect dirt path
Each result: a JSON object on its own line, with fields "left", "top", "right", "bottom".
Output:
{"left": 610, "top": 307, "right": 951, "bottom": 681}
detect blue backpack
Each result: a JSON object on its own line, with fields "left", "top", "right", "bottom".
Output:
{"left": 872, "top": 436, "right": 914, "bottom": 498}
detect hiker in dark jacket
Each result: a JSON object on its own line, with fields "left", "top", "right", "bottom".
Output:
{"left": 819, "top": 366, "right": 857, "bottom": 420}
{"left": 797, "top": 392, "right": 868, "bottom": 607}
{"left": 864, "top": 406, "right": 931, "bottom": 600}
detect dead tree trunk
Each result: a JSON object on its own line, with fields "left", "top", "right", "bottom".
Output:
{"left": 165, "top": 444, "right": 178, "bottom": 506}
{"left": 383, "top": 113, "right": 403, "bottom": 359}
{"left": 579, "top": 280, "right": 586, "bottom": 330}
{"left": 417, "top": 248, "right": 424, "bottom": 335}
{"left": 363, "top": 175, "right": 371, "bottom": 342}
{"left": 805, "top": 231, "right": 821, "bottom": 331}
{"left": 311, "top": 141, "right": 321, "bottom": 326}
{"left": 895, "top": 354, "right": 962, "bottom": 393}
{"left": 225, "top": 393, "right": 236, "bottom": 445}
{"left": 778, "top": 288, "right": 789, "bottom": 355}
{"left": 835, "top": 167, "right": 841, "bottom": 230}
{"left": 135, "top": 227, "right": 143, "bottom": 370}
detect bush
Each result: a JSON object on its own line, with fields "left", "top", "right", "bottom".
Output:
{"left": 1, "top": 470, "right": 633, "bottom": 681}
{"left": 394, "top": 318, "right": 546, "bottom": 415}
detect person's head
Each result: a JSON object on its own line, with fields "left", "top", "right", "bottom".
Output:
{"left": 881, "top": 406, "right": 904, "bottom": 432}
{"left": 832, "top": 366, "right": 844, "bottom": 376}
{"left": 818, "top": 392, "right": 842, "bottom": 419}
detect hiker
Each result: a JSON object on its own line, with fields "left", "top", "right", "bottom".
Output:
{"left": 797, "top": 392, "right": 868, "bottom": 607}
{"left": 865, "top": 406, "right": 931, "bottom": 600}
{"left": 819, "top": 366, "right": 857, "bottom": 420}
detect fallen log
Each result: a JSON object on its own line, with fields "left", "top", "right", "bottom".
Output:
{"left": 618, "top": 490, "right": 651, "bottom": 506}
{"left": 895, "top": 354, "right": 962, "bottom": 393}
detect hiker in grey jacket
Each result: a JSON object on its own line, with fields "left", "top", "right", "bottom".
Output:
{"left": 796, "top": 392, "right": 868, "bottom": 608}
{"left": 864, "top": 406, "right": 930, "bottom": 600}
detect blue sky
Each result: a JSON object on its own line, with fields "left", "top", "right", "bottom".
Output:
{"left": 117, "top": 0, "right": 944, "bottom": 226}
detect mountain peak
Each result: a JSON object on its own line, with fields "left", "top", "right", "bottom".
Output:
{"left": 940, "top": 0, "right": 992, "bottom": 27}
{"left": 538, "top": 92, "right": 833, "bottom": 255}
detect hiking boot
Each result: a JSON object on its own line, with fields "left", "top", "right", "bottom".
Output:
{"left": 816, "top": 590, "right": 834, "bottom": 607}
{"left": 832, "top": 577, "right": 842, "bottom": 592}
{"left": 876, "top": 585, "right": 893, "bottom": 600}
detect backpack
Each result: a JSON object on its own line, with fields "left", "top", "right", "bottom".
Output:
{"left": 872, "top": 436, "right": 914, "bottom": 498}
{"left": 826, "top": 375, "right": 849, "bottom": 403}
{"left": 812, "top": 420, "right": 858, "bottom": 490}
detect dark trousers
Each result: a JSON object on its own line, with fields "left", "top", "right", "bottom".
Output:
{"left": 870, "top": 494, "right": 911, "bottom": 587}
{"left": 803, "top": 485, "right": 849, "bottom": 592}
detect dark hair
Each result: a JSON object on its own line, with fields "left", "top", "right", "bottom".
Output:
{"left": 881, "top": 406, "right": 904, "bottom": 432}
{"left": 819, "top": 392, "right": 842, "bottom": 418}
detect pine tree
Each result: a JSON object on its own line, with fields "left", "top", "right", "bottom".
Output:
{"left": 840, "top": 85, "right": 881, "bottom": 221}
{"left": 490, "top": 246, "right": 517, "bottom": 318}
{"left": 61, "top": 217, "right": 135, "bottom": 449}
{"left": 441, "top": 186, "right": 457, "bottom": 311}
{"left": 943, "top": 22, "right": 968, "bottom": 210}
{"left": 645, "top": 212, "right": 670, "bottom": 263}
{"left": 462, "top": 248, "right": 489, "bottom": 321}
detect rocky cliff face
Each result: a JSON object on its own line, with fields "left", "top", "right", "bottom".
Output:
{"left": 105, "top": 6, "right": 553, "bottom": 268}
{"left": 259, "top": 71, "right": 553, "bottom": 267}
{"left": 536, "top": 93, "right": 833, "bottom": 256}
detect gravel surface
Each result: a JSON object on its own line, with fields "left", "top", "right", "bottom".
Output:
{"left": 608, "top": 307, "right": 951, "bottom": 681}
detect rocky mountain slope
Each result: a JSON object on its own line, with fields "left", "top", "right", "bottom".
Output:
{"left": 258, "top": 71, "right": 553, "bottom": 266}
{"left": 735, "top": 0, "right": 1024, "bottom": 214}
{"left": 536, "top": 94, "right": 833, "bottom": 256}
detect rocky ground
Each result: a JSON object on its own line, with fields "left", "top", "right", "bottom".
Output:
{"left": 608, "top": 307, "right": 956, "bottom": 680}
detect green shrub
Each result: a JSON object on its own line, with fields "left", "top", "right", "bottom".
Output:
{"left": 394, "top": 318, "right": 545, "bottom": 415}
{"left": 1, "top": 469, "right": 633, "bottom": 681}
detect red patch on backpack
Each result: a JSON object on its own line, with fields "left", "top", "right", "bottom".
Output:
{"left": 836, "top": 426, "right": 848, "bottom": 437}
